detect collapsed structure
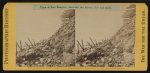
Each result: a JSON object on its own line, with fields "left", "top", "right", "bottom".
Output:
{"left": 16, "top": 4, "right": 135, "bottom": 67}
{"left": 76, "top": 4, "right": 135, "bottom": 67}
{"left": 16, "top": 9, "right": 75, "bottom": 66}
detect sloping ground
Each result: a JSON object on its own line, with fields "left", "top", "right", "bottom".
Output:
{"left": 16, "top": 9, "right": 75, "bottom": 67}
{"left": 76, "top": 5, "right": 135, "bottom": 67}
{"left": 16, "top": 5, "right": 135, "bottom": 67}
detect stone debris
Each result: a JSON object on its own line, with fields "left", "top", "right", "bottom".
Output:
{"left": 16, "top": 4, "right": 135, "bottom": 67}
{"left": 76, "top": 4, "right": 135, "bottom": 67}
{"left": 16, "top": 9, "right": 75, "bottom": 67}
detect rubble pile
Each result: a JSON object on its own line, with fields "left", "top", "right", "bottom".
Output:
{"left": 16, "top": 9, "right": 75, "bottom": 67}
{"left": 16, "top": 4, "right": 135, "bottom": 67}
{"left": 76, "top": 5, "right": 135, "bottom": 67}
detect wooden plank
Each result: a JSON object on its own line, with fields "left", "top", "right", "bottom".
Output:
{"left": 77, "top": 40, "right": 84, "bottom": 51}
{"left": 19, "top": 40, "right": 22, "bottom": 50}
{"left": 89, "top": 37, "right": 95, "bottom": 46}
{"left": 87, "top": 41, "right": 93, "bottom": 48}
{"left": 25, "top": 42, "right": 30, "bottom": 48}
{"left": 81, "top": 40, "right": 84, "bottom": 49}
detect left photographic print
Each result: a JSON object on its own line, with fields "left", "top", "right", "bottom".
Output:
{"left": 16, "top": 4, "right": 75, "bottom": 67}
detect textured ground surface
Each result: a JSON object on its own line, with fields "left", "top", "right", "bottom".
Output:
{"left": 16, "top": 9, "right": 75, "bottom": 67}
{"left": 76, "top": 5, "right": 135, "bottom": 67}
{"left": 16, "top": 4, "right": 135, "bottom": 67}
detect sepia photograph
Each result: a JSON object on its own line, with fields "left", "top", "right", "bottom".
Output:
{"left": 75, "top": 4, "right": 135, "bottom": 67}
{"left": 16, "top": 4, "right": 75, "bottom": 67}
{"left": 16, "top": 4, "right": 135, "bottom": 67}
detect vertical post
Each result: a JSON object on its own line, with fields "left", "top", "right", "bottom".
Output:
{"left": 19, "top": 40, "right": 22, "bottom": 50}
{"left": 81, "top": 40, "right": 84, "bottom": 49}
{"left": 87, "top": 41, "right": 93, "bottom": 49}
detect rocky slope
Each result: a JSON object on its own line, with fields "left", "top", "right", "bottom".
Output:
{"left": 16, "top": 5, "right": 135, "bottom": 67}
{"left": 16, "top": 9, "right": 75, "bottom": 67}
{"left": 76, "top": 4, "right": 135, "bottom": 67}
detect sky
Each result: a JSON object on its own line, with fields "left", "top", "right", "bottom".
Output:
{"left": 16, "top": 4, "right": 65, "bottom": 46}
{"left": 76, "top": 4, "right": 129, "bottom": 46}
{"left": 16, "top": 3, "right": 130, "bottom": 47}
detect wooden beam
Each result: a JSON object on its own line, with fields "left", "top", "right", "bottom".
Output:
{"left": 87, "top": 41, "right": 93, "bottom": 48}
{"left": 19, "top": 40, "right": 22, "bottom": 50}
{"left": 89, "top": 37, "right": 95, "bottom": 46}
{"left": 25, "top": 42, "right": 30, "bottom": 48}
{"left": 77, "top": 40, "right": 84, "bottom": 51}
{"left": 81, "top": 40, "right": 84, "bottom": 49}
{"left": 77, "top": 43, "right": 79, "bottom": 54}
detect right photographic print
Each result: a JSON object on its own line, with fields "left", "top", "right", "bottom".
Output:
{"left": 75, "top": 4, "right": 135, "bottom": 67}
